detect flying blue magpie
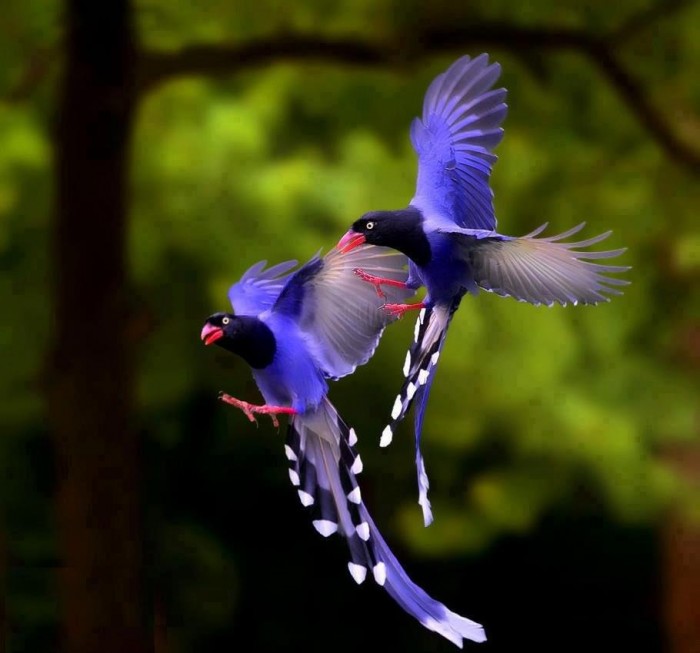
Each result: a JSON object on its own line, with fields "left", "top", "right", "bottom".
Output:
{"left": 201, "top": 245, "right": 486, "bottom": 647}
{"left": 337, "top": 53, "right": 630, "bottom": 526}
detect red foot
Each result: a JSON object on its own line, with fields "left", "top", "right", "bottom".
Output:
{"left": 354, "top": 268, "right": 408, "bottom": 300}
{"left": 218, "top": 392, "right": 297, "bottom": 428}
{"left": 383, "top": 302, "right": 426, "bottom": 319}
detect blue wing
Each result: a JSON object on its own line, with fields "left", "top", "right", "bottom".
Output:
{"left": 228, "top": 259, "right": 298, "bottom": 316}
{"left": 410, "top": 53, "right": 507, "bottom": 231}
{"left": 460, "top": 222, "right": 631, "bottom": 305}
{"left": 275, "top": 245, "right": 414, "bottom": 380}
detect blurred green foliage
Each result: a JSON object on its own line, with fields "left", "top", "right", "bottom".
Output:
{"left": 1, "top": 0, "right": 699, "bottom": 649}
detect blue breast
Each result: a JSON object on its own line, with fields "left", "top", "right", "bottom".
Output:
{"left": 254, "top": 313, "right": 328, "bottom": 414}
{"left": 421, "top": 232, "right": 476, "bottom": 303}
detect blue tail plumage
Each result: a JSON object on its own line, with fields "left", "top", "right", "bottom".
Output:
{"left": 379, "top": 302, "right": 457, "bottom": 525}
{"left": 286, "top": 399, "right": 485, "bottom": 647}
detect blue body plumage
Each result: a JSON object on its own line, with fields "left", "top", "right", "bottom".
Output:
{"left": 338, "top": 53, "right": 630, "bottom": 526}
{"left": 201, "top": 245, "right": 487, "bottom": 647}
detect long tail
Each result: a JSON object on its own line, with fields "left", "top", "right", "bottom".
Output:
{"left": 379, "top": 302, "right": 457, "bottom": 526}
{"left": 286, "top": 398, "right": 485, "bottom": 647}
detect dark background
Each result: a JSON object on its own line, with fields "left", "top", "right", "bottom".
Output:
{"left": 1, "top": 1, "right": 698, "bottom": 652}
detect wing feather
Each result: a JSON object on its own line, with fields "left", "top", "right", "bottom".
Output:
{"left": 465, "top": 224, "right": 631, "bottom": 306}
{"left": 228, "top": 258, "right": 298, "bottom": 315}
{"left": 410, "top": 54, "right": 507, "bottom": 231}
{"left": 294, "top": 245, "right": 415, "bottom": 379}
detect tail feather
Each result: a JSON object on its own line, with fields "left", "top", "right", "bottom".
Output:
{"left": 287, "top": 401, "right": 381, "bottom": 584}
{"left": 380, "top": 303, "right": 455, "bottom": 526}
{"left": 359, "top": 502, "right": 486, "bottom": 647}
{"left": 286, "top": 399, "right": 485, "bottom": 647}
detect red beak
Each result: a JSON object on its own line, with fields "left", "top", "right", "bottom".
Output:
{"left": 337, "top": 230, "right": 366, "bottom": 254}
{"left": 201, "top": 323, "right": 224, "bottom": 346}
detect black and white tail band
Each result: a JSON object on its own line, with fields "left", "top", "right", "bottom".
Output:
{"left": 286, "top": 406, "right": 385, "bottom": 585}
{"left": 284, "top": 401, "right": 486, "bottom": 647}
{"left": 379, "top": 304, "right": 454, "bottom": 525}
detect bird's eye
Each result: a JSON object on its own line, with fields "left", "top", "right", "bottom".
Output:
{"left": 222, "top": 317, "right": 230, "bottom": 325}
{"left": 366, "top": 221, "right": 375, "bottom": 230}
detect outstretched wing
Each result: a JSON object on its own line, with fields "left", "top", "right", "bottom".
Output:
{"left": 464, "top": 222, "right": 631, "bottom": 306}
{"left": 286, "top": 399, "right": 486, "bottom": 648}
{"left": 274, "top": 245, "right": 415, "bottom": 379}
{"left": 228, "top": 259, "right": 298, "bottom": 316}
{"left": 410, "top": 53, "right": 507, "bottom": 231}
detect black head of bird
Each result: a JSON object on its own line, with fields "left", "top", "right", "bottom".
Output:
{"left": 200, "top": 312, "right": 276, "bottom": 369}
{"left": 337, "top": 208, "right": 431, "bottom": 266}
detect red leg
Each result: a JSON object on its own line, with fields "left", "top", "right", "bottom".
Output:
{"left": 218, "top": 392, "right": 297, "bottom": 428}
{"left": 383, "top": 301, "right": 426, "bottom": 319}
{"left": 354, "top": 268, "right": 409, "bottom": 300}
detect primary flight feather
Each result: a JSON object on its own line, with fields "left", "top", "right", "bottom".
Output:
{"left": 201, "top": 245, "right": 487, "bottom": 647}
{"left": 336, "top": 53, "right": 630, "bottom": 526}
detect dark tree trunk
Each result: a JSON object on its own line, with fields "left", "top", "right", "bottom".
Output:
{"left": 48, "top": 1, "right": 146, "bottom": 652}
{"left": 662, "top": 446, "right": 700, "bottom": 653}
{"left": 0, "top": 526, "right": 6, "bottom": 653}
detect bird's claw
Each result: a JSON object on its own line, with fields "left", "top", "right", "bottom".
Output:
{"left": 382, "top": 302, "right": 421, "bottom": 319}
{"left": 218, "top": 392, "right": 257, "bottom": 423}
{"left": 218, "top": 392, "right": 282, "bottom": 428}
{"left": 353, "top": 267, "right": 388, "bottom": 299}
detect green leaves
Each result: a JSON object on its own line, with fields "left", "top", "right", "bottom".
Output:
{"left": 1, "top": 5, "right": 698, "bottom": 645}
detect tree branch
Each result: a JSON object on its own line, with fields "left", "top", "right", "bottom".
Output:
{"left": 584, "top": 41, "right": 700, "bottom": 171}
{"left": 137, "top": 24, "right": 700, "bottom": 173}
{"left": 6, "top": 14, "right": 697, "bottom": 172}
{"left": 136, "top": 27, "right": 593, "bottom": 91}
{"left": 609, "top": 0, "right": 695, "bottom": 44}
